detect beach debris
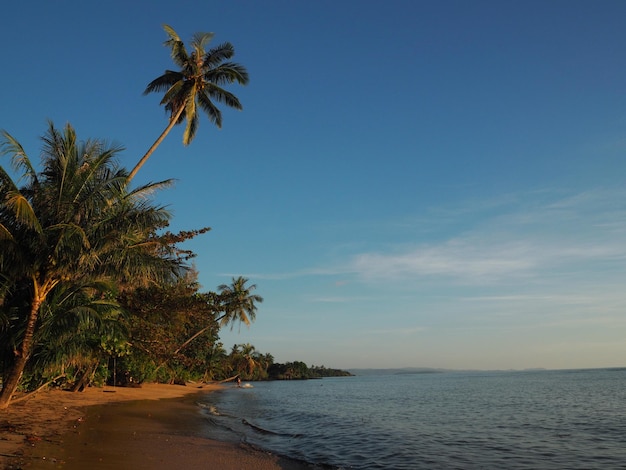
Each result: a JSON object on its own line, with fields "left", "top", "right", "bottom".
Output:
{"left": 0, "top": 423, "right": 17, "bottom": 433}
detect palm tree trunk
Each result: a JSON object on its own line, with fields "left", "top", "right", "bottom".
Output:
{"left": 70, "top": 361, "right": 98, "bottom": 392}
{"left": 0, "top": 298, "right": 42, "bottom": 409}
{"left": 9, "top": 374, "right": 66, "bottom": 405}
{"left": 173, "top": 322, "right": 216, "bottom": 356}
{"left": 151, "top": 322, "right": 214, "bottom": 377}
{"left": 127, "top": 105, "right": 186, "bottom": 182}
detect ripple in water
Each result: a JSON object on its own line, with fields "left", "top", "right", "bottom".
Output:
{"left": 197, "top": 369, "right": 626, "bottom": 469}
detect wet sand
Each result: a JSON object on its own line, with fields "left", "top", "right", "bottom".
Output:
{"left": 0, "top": 384, "right": 314, "bottom": 469}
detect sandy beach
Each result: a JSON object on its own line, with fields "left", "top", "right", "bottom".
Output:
{"left": 0, "top": 383, "right": 314, "bottom": 469}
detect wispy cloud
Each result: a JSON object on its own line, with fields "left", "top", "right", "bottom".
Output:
{"left": 307, "top": 295, "right": 373, "bottom": 303}
{"left": 351, "top": 240, "right": 537, "bottom": 282}
{"left": 357, "top": 326, "right": 427, "bottom": 337}
{"left": 237, "top": 188, "right": 626, "bottom": 288}
{"left": 343, "top": 188, "right": 626, "bottom": 284}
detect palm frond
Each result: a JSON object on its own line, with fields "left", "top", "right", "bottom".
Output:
{"left": 191, "top": 31, "right": 215, "bottom": 56}
{"left": 162, "top": 24, "right": 182, "bottom": 42}
{"left": 204, "top": 42, "right": 236, "bottom": 66}
{"left": 0, "top": 130, "right": 38, "bottom": 185}
{"left": 71, "top": 142, "right": 125, "bottom": 208}
{"left": 0, "top": 222, "right": 14, "bottom": 241}
{"left": 124, "top": 178, "right": 175, "bottom": 203}
{"left": 4, "top": 190, "right": 42, "bottom": 233}
{"left": 144, "top": 70, "right": 184, "bottom": 95}
{"left": 204, "top": 85, "right": 243, "bottom": 111}
{"left": 0, "top": 164, "right": 19, "bottom": 193}
{"left": 206, "top": 62, "right": 250, "bottom": 85}
{"left": 197, "top": 91, "right": 223, "bottom": 127}
{"left": 159, "top": 79, "right": 186, "bottom": 107}
{"left": 163, "top": 25, "right": 189, "bottom": 68}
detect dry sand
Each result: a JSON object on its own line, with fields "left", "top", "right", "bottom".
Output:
{"left": 0, "top": 383, "right": 315, "bottom": 469}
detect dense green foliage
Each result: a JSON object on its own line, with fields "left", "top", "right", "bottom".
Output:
{"left": 0, "top": 27, "right": 349, "bottom": 409}
{"left": 0, "top": 125, "right": 350, "bottom": 407}
{"left": 116, "top": 272, "right": 220, "bottom": 384}
{"left": 309, "top": 365, "right": 354, "bottom": 378}
{"left": 267, "top": 362, "right": 353, "bottom": 380}
{"left": 0, "top": 122, "right": 183, "bottom": 407}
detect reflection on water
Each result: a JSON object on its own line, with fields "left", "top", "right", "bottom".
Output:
{"left": 198, "top": 369, "right": 626, "bottom": 469}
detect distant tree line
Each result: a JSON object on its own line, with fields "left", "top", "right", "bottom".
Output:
{"left": 267, "top": 363, "right": 353, "bottom": 380}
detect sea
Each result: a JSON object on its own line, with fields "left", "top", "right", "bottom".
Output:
{"left": 196, "top": 368, "right": 626, "bottom": 469}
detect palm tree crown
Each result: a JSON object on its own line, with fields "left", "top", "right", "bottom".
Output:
{"left": 0, "top": 122, "right": 182, "bottom": 408}
{"left": 128, "top": 25, "right": 249, "bottom": 181}
{"left": 217, "top": 277, "right": 263, "bottom": 330}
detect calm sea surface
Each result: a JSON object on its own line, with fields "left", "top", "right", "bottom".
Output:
{"left": 196, "top": 369, "right": 626, "bottom": 469}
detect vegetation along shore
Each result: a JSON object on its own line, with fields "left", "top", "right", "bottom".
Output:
{"left": 0, "top": 23, "right": 349, "bottom": 468}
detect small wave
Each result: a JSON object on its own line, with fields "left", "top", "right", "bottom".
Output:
{"left": 242, "top": 419, "right": 303, "bottom": 438}
{"left": 197, "top": 402, "right": 221, "bottom": 416}
{"left": 233, "top": 383, "right": 254, "bottom": 388}
{"left": 197, "top": 402, "right": 238, "bottom": 419}
{"left": 242, "top": 418, "right": 277, "bottom": 435}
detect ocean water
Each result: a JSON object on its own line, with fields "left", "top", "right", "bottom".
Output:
{"left": 196, "top": 369, "right": 626, "bottom": 469}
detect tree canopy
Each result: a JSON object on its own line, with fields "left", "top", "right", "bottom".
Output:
{"left": 128, "top": 24, "right": 249, "bottom": 181}
{"left": 0, "top": 122, "right": 182, "bottom": 407}
{"left": 0, "top": 27, "right": 350, "bottom": 410}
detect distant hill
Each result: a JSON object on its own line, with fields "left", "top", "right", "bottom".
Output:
{"left": 347, "top": 367, "right": 447, "bottom": 376}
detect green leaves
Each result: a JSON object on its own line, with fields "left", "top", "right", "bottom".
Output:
{"left": 3, "top": 189, "right": 42, "bottom": 234}
{"left": 0, "top": 122, "right": 184, "bottom": 400}
{"left": 130, "top": 25, "right": 248, "bottom": 180}
{"left": 217, "top": 277, "right": 263, "bottom": 330}
{"left": 0, "top": 129, "right": 37, "bottom": 182}
{"left": 191, "top": 31, "right": 215, "bottom": 56}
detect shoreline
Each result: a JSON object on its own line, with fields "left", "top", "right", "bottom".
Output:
{"left": 0, "top": 383, "right": 314, "bottom": 469}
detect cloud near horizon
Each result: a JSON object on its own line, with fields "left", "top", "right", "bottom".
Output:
{"left": 239, "top": 188, "right": 626, "bottom": 291}
{"left": 344, "top": 188, "right": 626, "bottom": 285}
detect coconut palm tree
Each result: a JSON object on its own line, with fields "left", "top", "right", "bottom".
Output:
{"left": 239, "top": 343, "right": 260, "bottom": 377}
{"left": 257, "top": 352, "right": 274, "bottom": 379}
{"left": 141, "top": 277, "right": 262, "bottom": 367}
{"left": 128, "top": 25, "right": 249, "bottom": 181}
{"left": 0, "top": 122, "right": 182, "bottom": 408}
{"left": 228, "top": 343, "right": 258, "bottom": 380}
{"left": 202, "top": 341, "right": 228, "bottom": 381}
{"left": 26, "top": 282, "right": 127, "bottom": 391}
{"left": 217, "top": 277, "right": 263, "bottom": 330}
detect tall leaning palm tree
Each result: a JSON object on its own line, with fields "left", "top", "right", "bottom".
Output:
{"left": 170, "top": 278, "right": 262, "bottom": 356}
{"left": 128, "top": 25, "right": 249, "bottom": 181}
{"left": 217, "top": 277, "right": 263, "bottom": 330}
{"left": 27, "top": 282, "right": 126, "bottom": 392}
{"left": 0, "top": 122, "right": 182, "bottom": 409}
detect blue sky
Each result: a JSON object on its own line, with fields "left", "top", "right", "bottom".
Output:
{"left": 2, "top": 1, "right": 625, "bottom": 370}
